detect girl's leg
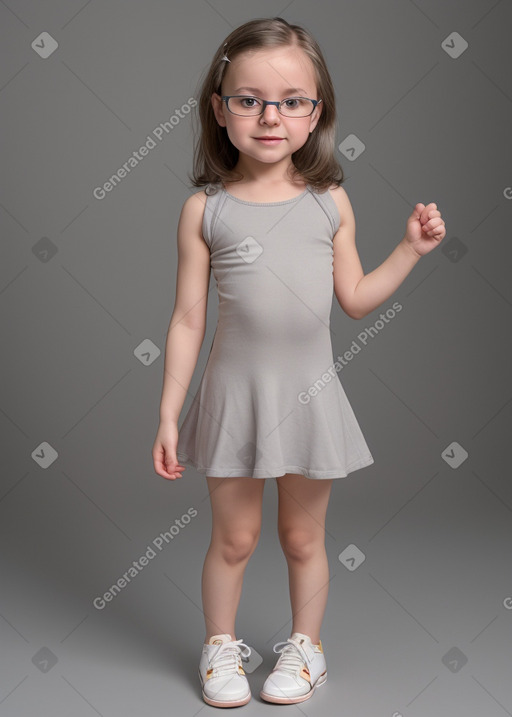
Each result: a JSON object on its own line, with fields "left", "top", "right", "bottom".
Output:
{"left": 202, "top": 476, "right": 265, "bottom": 643}
{"left": 276, "top": 473, "right": 333, "bottom": 644}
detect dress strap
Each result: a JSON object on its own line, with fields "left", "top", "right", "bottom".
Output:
{"left": 202, "top": 183, "right": 226, "bottom": 248}
{"left": 308, "top": 187, "right": 341, "bottom": 236}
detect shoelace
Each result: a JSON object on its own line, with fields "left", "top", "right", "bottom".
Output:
{"left": 272, "top": 637, "right": 314, "bottom": 676}
{"left": 208, "top": 639, "right": 252, "bottom": 678}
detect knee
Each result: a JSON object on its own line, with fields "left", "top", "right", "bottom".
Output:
{"left": 279, "top": 529, "right": 321, "bottom": 562}
{"left": 219, "top": 531, "right": 259, "bottom": 565}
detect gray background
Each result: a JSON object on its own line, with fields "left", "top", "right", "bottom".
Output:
{"left": 1, "top": 0, "right": 512, "bottom": 715}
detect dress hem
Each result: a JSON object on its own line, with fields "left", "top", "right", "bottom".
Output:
{"left": 176, "top": 452, "right": 374, "bottom": 480}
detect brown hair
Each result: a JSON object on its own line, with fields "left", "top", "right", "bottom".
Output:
{"left": 188, "top": 17, "right": 344, "bottom": 193}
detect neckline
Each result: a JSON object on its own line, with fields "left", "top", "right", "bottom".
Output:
{"left": 221, "top": 184, "right": 310, "bottom": 206}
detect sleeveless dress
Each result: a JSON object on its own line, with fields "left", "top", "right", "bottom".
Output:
{"left": 175, "top": 182, "right": 375, "bottom": 479}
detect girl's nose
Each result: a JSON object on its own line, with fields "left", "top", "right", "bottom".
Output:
{"left": 260, "top": 107, "right": 281, "bottom": 124}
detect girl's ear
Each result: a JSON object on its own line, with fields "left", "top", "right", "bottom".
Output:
{"left": 309, "top": 102, "right": 322, "bottom": 133}
{"left": 211, "top": 93, "right": 227, "bottom": 127}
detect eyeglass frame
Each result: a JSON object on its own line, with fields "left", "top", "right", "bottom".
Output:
{"left": 220, "top": 95, "right": 322, "bottom": 117}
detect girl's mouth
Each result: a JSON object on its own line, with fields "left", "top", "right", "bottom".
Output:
{"left": 254, "top": 137, "right": 284, "bottom": 145}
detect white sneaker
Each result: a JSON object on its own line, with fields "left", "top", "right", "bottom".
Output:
{"left": 260, "top": 632, "right": 327, "bottom": 704}
{"left": 198, "top": 633, "right": 252, "bottom": 707}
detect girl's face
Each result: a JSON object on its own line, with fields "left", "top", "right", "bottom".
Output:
{"left": 211, "top": 46, "right": 322, "bottom": 172}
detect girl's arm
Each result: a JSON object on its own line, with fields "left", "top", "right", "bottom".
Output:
{"left": 331, "top": 187, "right": 445, "bottom": 320}
{"left": 153, "top": 192, "right": 211, "bottom": 480}
{"left": 158, "top": 193, "right": 211, "bottom": 423}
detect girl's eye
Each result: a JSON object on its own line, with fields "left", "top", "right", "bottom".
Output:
{"left": 240, "top": 97, "right": 260, "bottom": 108}
{"left": 283, "top": 99, "right": 299, "bottom": 109}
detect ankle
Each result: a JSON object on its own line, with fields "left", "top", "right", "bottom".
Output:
{"left": 292, "top": 633, "right": 320, "bottom": 645}
{"left": 204, "top": 634, "right": 236, "bottom": 643}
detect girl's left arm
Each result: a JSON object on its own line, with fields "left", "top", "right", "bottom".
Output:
{"left": 331, "top": 187, "right": 446, "bottom": 320}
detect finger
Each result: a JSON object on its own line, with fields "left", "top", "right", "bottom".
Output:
{"left": 162, "top": 471, "right": 183, "bottom": 480}
{"left": 423, "top": 216, "right": 441, "bottom": 231}
{"left": 154, "top": 457, "right": 169, "bottom": 473}
{"left": 424, "top": 220, "right": 443, "bottom": 234}
{"left": 421, "top": 205, "right": 435, "bottom": 224}
{"left": 421, "top": 203, "right": 438, "bottom": 224}
{"left": 427, "top": 223, "right": 445, "bottom": 237}
{"left": 154, "top": 458, "right": 184, "bottom": 480}
{"left": 166, "top": 463, "right": 185, "bottom": 478}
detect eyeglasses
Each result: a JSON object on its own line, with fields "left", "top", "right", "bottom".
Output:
{"left": 221, "top": 95, "right": 322, "bottom": 118}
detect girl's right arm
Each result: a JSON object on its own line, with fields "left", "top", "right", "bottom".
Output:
{"left": 152, "top": 191, "right": 211, "bottom": 480}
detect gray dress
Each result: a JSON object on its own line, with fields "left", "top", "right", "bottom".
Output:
{"left": 176, "top": 182, "right": 374, "bottom": 479}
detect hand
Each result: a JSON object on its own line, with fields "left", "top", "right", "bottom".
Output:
{"left": 152, "top": 420, "right": 185, "bottom": 480}
{"left": 403, "top": 202, "right": 446, "bottom": 257}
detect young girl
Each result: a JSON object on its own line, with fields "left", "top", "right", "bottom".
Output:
{"left": 152, "top": 16, "right": 445, "bottom": 709}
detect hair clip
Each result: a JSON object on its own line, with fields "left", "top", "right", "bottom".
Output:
{"left": 221, "top": 41, "right": 230, "bottom": 63}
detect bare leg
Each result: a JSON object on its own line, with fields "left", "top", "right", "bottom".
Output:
{"left": 276, "top": 474, "right": 333, "bottom": 645}
{"left": 202, "top": 476, "right": 265, "bottom": 643}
